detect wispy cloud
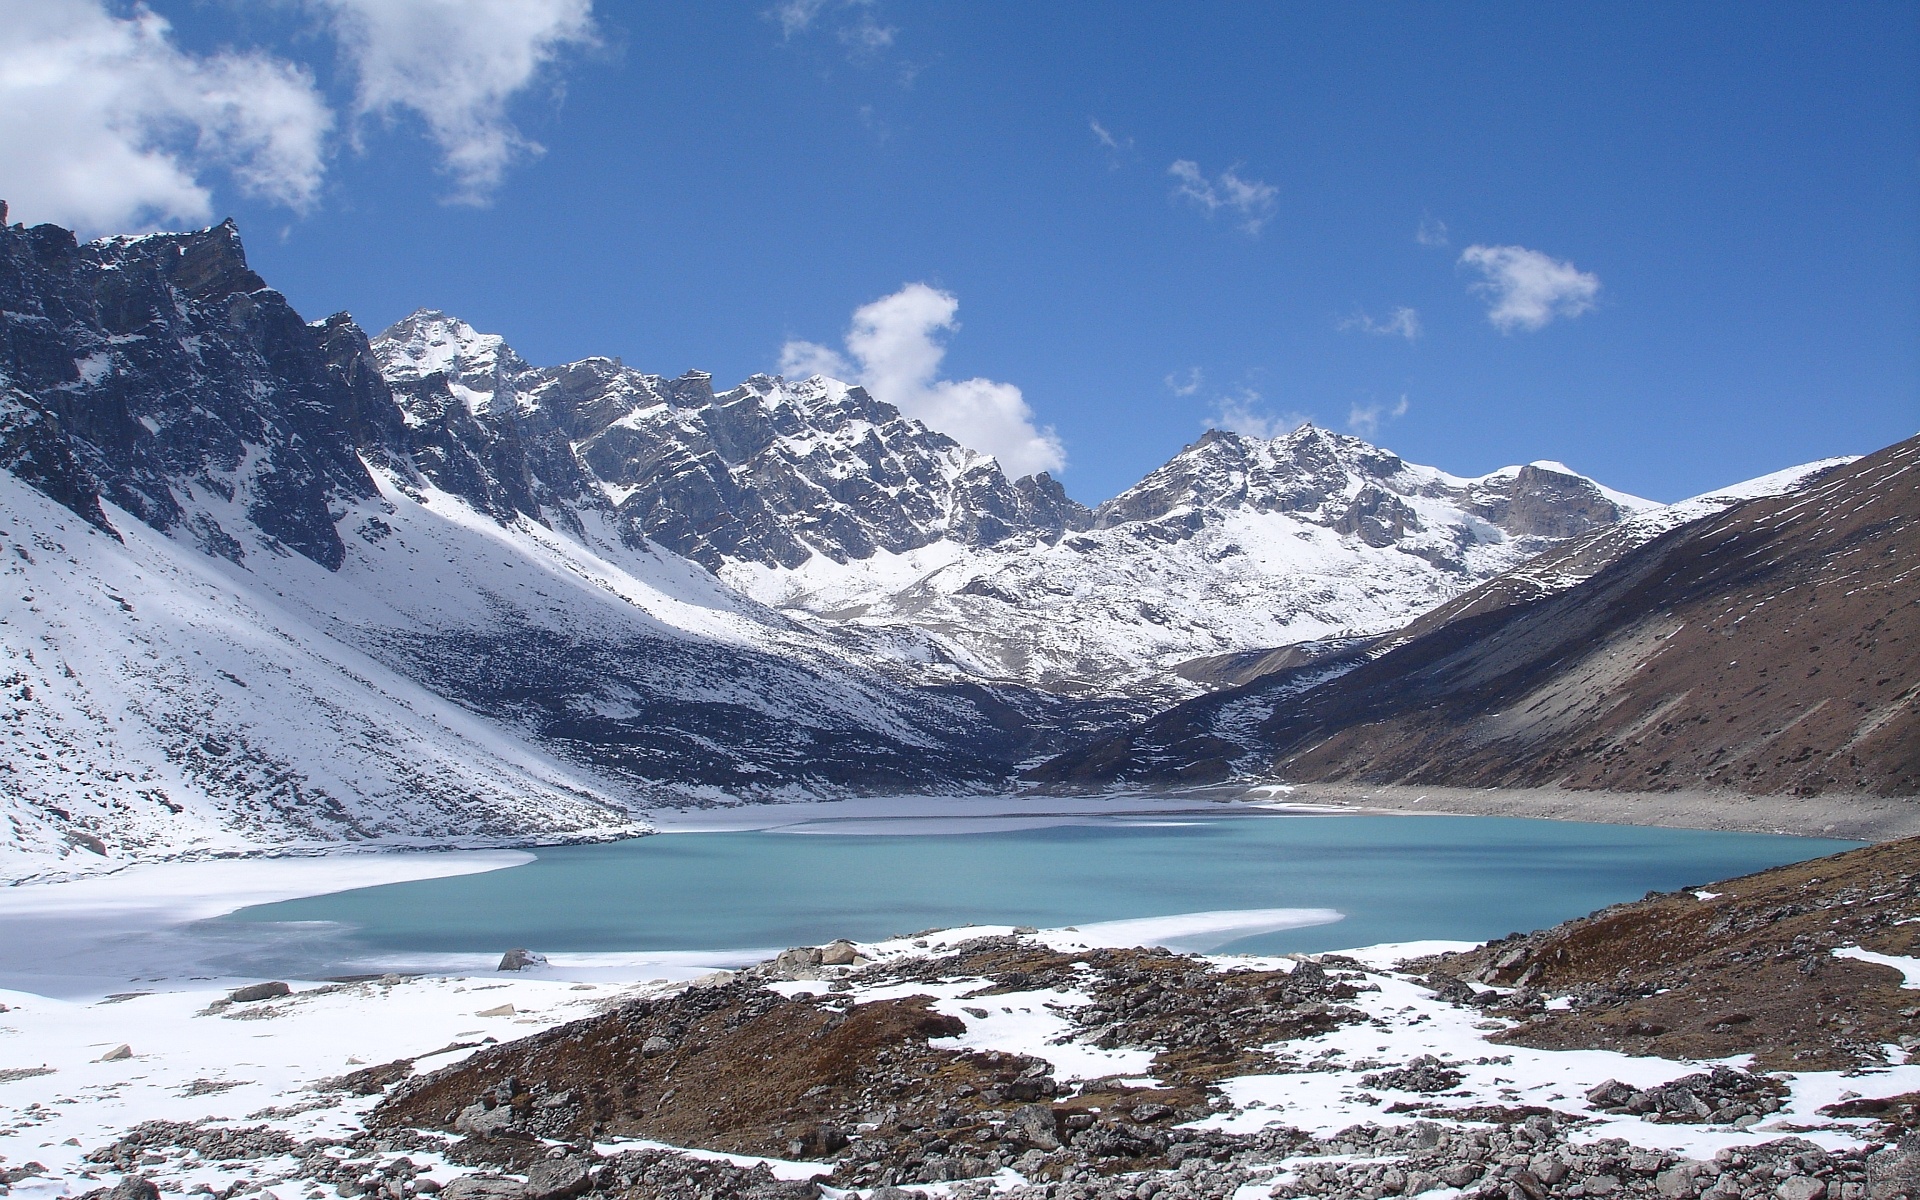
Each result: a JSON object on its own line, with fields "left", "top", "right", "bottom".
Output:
{"left": 315, "top": 0, "right": 598, "bottom": 206}
{"left": 1339, "top": 306, "right": 1422, "bottom": 341}
{"left": 1088, "top": 117, "right": 1134, "bottom": 168}
{"left": 769, "top": 0, "right": 827, "bottom": 38}
{"left": 1210, "top": 389, "right": 1308, "bottom": 440}
{"left": 0, "top": 0, "right": 332, "bottom": 234}
{"left": 771, "top": 0, "right": 896, "bottom": 62}
{"left": 1165, "top": 367, "right": 1204, "bottom": 397}
{"left": 1168, "top": 159, "right": 1278, "bottom": 235}
{"left": 779, "top": 283, "right": 1066, "bottom": 477}
{"left": 1416, "top": 214, "right": 1450, "bottom": 247}
{"left": 1347, "top": 395, "right": 1410, "bottom": 438}
{"left": 1459, "top": 244, "right": 1601, "bottom": 333}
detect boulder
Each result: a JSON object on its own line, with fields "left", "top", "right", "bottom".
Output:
{"left": 441, "top": 1179, "right": 527, "bottom": 1200}
{"left": 1657, "top": 1166, "right": 1705, "bottom": 1199}
{"left": 498, "top": 950, "right": 547, "bottom": 972}
{"left": 770, "top": 947, "right": 825, "bottom": 978}
{"left": 524, "top": 1158, "right": 590, "bottom": 1200}
{"left": 476, "top": 1004, "right": 515, "bottom": 1017}
{"left": 453, "top": 1103, "right": 517, "bottom": 1136}
{"left": 1586, "top": 1079, "right": 1634, "bottom": 1107}
{"left": 229, "top": 982, "right": 291, "bottom": 1003}
{"left": 1870, "top": 1138, "right": 1920, "bottom": 1200}
{"left": 111, "top": 1179, "right": 160, "bottom": 1200}
{"left": 641, "top": 1036, "right": 674, "bottom": 1057}
{"left": 1777, "top": 1178, "right": 1827, "bottom": 1200}
{"left": 1004, "top": 1104, "right": 1061, "bottom": 1150}
{"left": 97, "top": 1044, "right": 133, "bottom": 1062}
{"left": 819, "top": 940, "right": 859, "bottom": 966}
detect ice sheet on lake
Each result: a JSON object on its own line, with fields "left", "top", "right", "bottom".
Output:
{"left": 1058, "top": 907, "right": 1346, "bottom": 952}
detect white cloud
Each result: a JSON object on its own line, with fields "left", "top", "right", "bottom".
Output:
{"left": 315, "top": 0, "right": 597, "bottom": 205}
{"left": 771, "top": 0, "right": 895, "bottom": 61}
{"left": 1210, "top": 389, "right": 1308, "bottom": 440}
{"left": 1459, "top": 243, "right": 1601, "bottom": 333}
{"left": 0, "top": 0, "right": 331, "bottom": 234}
{"left": 1339, "top": 306, "right": 1422, "bottom": 340}
{"left": 777, "top": 338, "right": 850, "bottom": 380}
{"left": 770, "top": 0, "right": 828, "bottom": 37}
{"left": 840, "top": 11, "right": 896, "bottom": 53}
{"left": 1347, "top": 394, "right": 1410, "bottom": 438}
{"left": 1168, "top": 159, "right": 1277, "bottom": 235}
{"left": 1416, "top": 214, "right": 1450, "bottom": 247}
{"left": 1165, "top": 367, "right": 1203, "bottom": 397}
{"left": 779, "top": 284, "right": 1066, "bottom": 477}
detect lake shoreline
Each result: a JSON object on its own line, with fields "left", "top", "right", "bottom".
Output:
{"left": 1235, "top": 782, "right": 1920, "bottom": 841}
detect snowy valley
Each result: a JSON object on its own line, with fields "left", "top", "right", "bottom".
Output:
{"left": 0, "top": 211, "right": 1840, "bottom": 873}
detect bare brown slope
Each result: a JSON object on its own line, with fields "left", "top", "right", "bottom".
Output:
{"left": 1410, "top": 835, "right": 1920, "bottom": 1071}
{"left": 1035, "top": 435, "right": 1918, "bottom": 795}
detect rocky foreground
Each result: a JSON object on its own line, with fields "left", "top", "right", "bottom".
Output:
{"left": 15, "top": 840, "right": 1920, "bottom": 1200}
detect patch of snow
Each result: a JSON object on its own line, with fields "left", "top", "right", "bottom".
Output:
{"left": 1833, "top": 945, "right": 1920, "bottom": 987}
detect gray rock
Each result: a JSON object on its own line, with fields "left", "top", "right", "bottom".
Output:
{"left": 230, "top": 982, "right": 293, "bottom": 1003}
{"left": 771, "top": 947, "right": 825, "bottom": 978}
{"left": 1659, "top": 1166, "right": 1705, "bottom": 1198}
{"left": 1585, "top": 1175, "right": 1623, "bottom": 1196}
{"left": 1005, "top": 1104, "right": 1062, "bottom": 1150}
{"left": 497, "top": 949, "right": 547, "bottom": 972}
{"left": 453, "top": 1103, "right": 516, "bottom": 1135}
{"left": 641, "top": 1035, "right": 674, "bottom": 1057}
{"left": 112, "top": 1179, "right": 160, "bottom": 1200}
{"left": 1778, "top": 1178, "right": 1827, "bottom": 1200}
{"left": 98, "top": 1044, "right": 133, "bottom": 1062}
{"left": 1869, "top": 1139, "right": 1920, "bottom": 1200}
{"left": 819, "top": 940, "right": 859, "bottom": 966}
{"left": 524, "top": 1158, "right": 590, "bottom": 1200}
{"left": 1511, "top": 1169, "right": 1549, "bottom": 1200}
{"left": 440, "top": 1179, "right": 527, "bottom": 1200}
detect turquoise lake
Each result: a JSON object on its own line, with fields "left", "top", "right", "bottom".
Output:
{"left": 220, "top": 812, "right": 1861, "bottom": 967}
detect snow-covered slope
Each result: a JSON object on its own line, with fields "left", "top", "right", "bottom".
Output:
{"left": 371, "top": 315, "right": 1652, "bottom": 695}
{"left": 721, "top": 426, "right": 1655, "bottom": 692}
{"left": 0, "top": 470, "right": 639, "bottom": 879}
{"left": 0, "top": 215, "right": 1126, "bottom": 874}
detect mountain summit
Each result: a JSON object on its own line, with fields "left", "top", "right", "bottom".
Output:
{"left": 366, "top": 312, "right": 1651, "bottom": 695}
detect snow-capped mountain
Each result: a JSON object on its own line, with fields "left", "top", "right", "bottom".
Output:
{"left": 370, "top": 310, "right": 1088, "bottom": 569}
{"left": 369, "top": 312, "right": 1652, "bottom": 695}
{"left": 723, "top": 426, "right": 1655, "bottom": 691}
{"left": 1029, "top": 440, "right": 1909, "bottom": 794}
{"left": 1029, "top": 449, "right": 1866, "bottom": 787}
{"left": 0, "top": 212, "right": 1119, "bottom": 874}
{"left": 0, "top": 208, "right": 1665, "bottom": 870}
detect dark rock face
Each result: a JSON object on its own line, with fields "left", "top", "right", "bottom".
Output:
{"left": 0, "top": 219, "right": 394, "bottom": 569}
{"left": 0, "top": 216, "right": 1140, "bottom": 823}
{"left": 371, "top": 311, "right": 1093, "bottom": 573}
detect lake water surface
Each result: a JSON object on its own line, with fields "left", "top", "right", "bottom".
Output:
{"left": 220, "top": 811, "right": 1860, "bottom": 973}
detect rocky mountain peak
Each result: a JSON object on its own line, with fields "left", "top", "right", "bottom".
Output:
{"left": 371, "top": 309, "right": 534, "bottom": 418}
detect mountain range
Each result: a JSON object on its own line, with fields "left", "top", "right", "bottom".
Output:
{"left": 0, "top": 208, "right": 1906, "bottom": 873}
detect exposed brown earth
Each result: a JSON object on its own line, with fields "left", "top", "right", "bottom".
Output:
{"left": 372, "top": 938, "right": 1370, "bottom": 1183}
{"left": 1035, "top": 434, "right": 1918, "bottom": 799}
{"left": 1409, "top": 834, "right": 1920, "bottom": 1071}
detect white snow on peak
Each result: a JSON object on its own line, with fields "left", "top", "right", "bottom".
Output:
{"left": 372, "top": 309, "right": 520, "bottom": 392}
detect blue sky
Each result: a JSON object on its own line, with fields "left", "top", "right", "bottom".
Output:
{"left": 5, "top": 2, "right": 1916, "bottom": 502}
